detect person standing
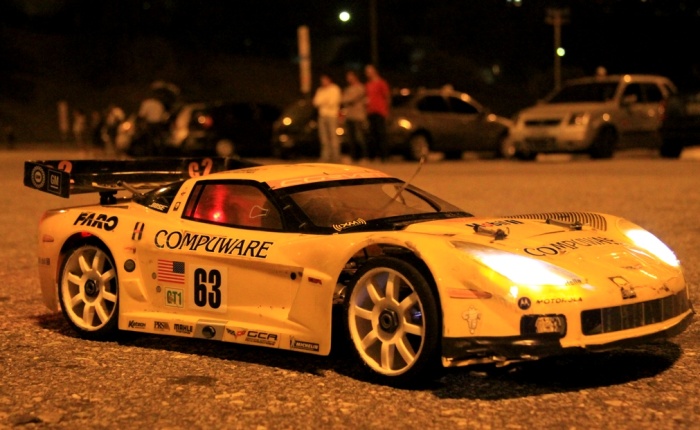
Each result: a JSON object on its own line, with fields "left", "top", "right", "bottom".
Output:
{"left": 312, "top": 73, "right": 342, "bottom": 163}
{"left": 72, "top": 108, "right": 87, "bottom": 154}
{"left": 342, "top": 69, "right": 368, "bottom": 162}
{"left": 364, "top": 64, "right": 391, "bottom": 162}
{"left": 102, "top": 104, "right": 126, "bottom": 156}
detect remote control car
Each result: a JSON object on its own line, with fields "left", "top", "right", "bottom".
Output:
{"left": 24, "top": 157, "right": 694, "bottom": 384}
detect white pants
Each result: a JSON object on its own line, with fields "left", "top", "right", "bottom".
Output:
{"left": 318, "top": 116, "right": 340, "bottom": 163}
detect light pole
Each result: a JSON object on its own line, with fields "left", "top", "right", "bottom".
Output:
{"left": 370, "top": 0, "right": 378, "bottom": 66}
{"left": 546, "top": 8, "right": 569, "bottom": 91}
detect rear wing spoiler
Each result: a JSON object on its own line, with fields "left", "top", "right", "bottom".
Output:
{"left": 24, "top": 157, "right": 259, "bottom": 200}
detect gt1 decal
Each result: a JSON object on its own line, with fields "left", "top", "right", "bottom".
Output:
{"left": 74, "top": 212, "right": 118, "bottom": 231}
{"left": 154, "top": 230, "right": 273, "bottom": 259}
{"left": 189, "top": 266, "right": 228, "bottom": 313}
{"left": 523, "top": 236, "right": 621, "bottom": 256}
{"left": 165, "top": 287, "right": 184, "bottom": 308}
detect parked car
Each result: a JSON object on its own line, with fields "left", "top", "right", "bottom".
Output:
{"left": 659, "top": 88, "right": 700, "bottom": 158}
{"left": 506, "top": 74, "right": 677, "bottom": 160}
{"left": 120, "top": 101, "right": 281, "bottom": 157}
{"left": 386, "top": 86, "right": 513, "bottom": 160}
{"left": 169, "top": 101, "right": 282, "bottom": 157}
{"left": 270, "top": 98, "right": 345, "bottom": 160}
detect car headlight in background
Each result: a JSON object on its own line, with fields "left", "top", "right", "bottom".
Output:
{"left": 568, "top": 112, "right": 589, "bottom": 126}
{"left": 397, "top": 118, "right": 413, "bottom": 130}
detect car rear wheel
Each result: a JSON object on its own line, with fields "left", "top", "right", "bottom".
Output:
{"left": 659, "top": 138, "right": 683, "bottom": 158}
{"left": 58, "top": 245, "right": 119, "bottom": 339}
{"left": 215, "top": 139, "right": 235, "bottom": 157}
{"left": 344, "top": 257, "right": 440, "bottom": 384}
{"left": 589, "top": 127, "right": 616, "bottom": 159}
{"left": 498, "top": 134, "right": 517, "bottom": 159}
{"left": 406, "top": 134, "right": 430, "bottom": 161}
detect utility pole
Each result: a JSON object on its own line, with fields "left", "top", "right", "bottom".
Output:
{"left": 545, "top": 8, "right": 569, "bottom": 91}
{"left": 369, "top": 0, "right": 378, "bottom": 66}
{"left": 298, "top": 25, "right": 311, "bottom": 96}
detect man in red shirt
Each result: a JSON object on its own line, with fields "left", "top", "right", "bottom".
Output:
{"left": 364, "top": 64, "right": 390, "bottom": 162}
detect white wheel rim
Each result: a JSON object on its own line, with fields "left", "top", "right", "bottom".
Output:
{"left": 60, "top": 246, "right": 118, "bottom": 331}
{"left": 348, "top": 267, "right": 426, "bottom": 376}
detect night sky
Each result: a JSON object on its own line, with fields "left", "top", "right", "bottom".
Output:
{"left": 1, "top": 0, "right": 700, "bottom": 141}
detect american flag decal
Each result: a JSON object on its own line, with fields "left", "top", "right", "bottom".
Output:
{"left": 157, "top": 259, "right": 185, "bottom": 284}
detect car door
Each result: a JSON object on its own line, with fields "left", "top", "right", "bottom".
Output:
{"left": 618, "top": 82, "right": 664, "bottom": 148}
{"left": 141, "top": 180, "right": 299, "bottom": 326}
{"left": 447, "top": 95, "right": 498, "bottom": 151}
{"left": 413, "top": 95, "right": 454, "bottom": 151}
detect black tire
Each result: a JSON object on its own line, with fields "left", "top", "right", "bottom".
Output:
{"left": 344, "top": 257, "right": 441, "bottom": 384}
{"left": 514, "top": 150, "right": 537, "bottom": 161}
{"left": 497, "top": 134, "right": 516, "bottom": 159}
{"left": 58, "top": 245, "right": 119, "bottom": 339}
{"left": 406, "top": 134, "right": 430, "bottom": 161}
{"left": 589, "top": 127, "right": 617, "bottom": 159}
{"left": 443, "top": 150, "right": 463, "bottom": 160}
{"left": 659, "top": 138, "right": 683, "bottom": 158}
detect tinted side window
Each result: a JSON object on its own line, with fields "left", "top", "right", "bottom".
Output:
{"left": 643, "top": 84, "right": 663, "bottom": 102}
{"left": 449, "top": 97, "right": 479, "bottom": 114}
{"left": 417, "top": 96, "right": 450, "bottom": 113}
{"left": 183, "top": 182, "right": 282, "bottom": 230}
{"left": 623, "top": 83, "right": 643, "bottom": 102}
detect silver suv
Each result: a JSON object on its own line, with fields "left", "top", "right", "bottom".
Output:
{"left": 506, "top": 74, "right": 677, "bottom": 159}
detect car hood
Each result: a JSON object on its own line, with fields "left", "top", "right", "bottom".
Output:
{"left": 517, "top": 102, "right": 610, "bottom": 118}
{"left": 402, "top": 214, "right": 680, "bottom": 290}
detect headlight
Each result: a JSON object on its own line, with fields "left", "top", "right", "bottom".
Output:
{"left": 452, "top": 242, "right": 582, "bottom": 288}
{"left": 616, "top": 219, "right": 679, "bottom": 267}
{"left": 397, "top": 118, "right": 413, "bottom": 130}
{"left": 624, "top": 228, "right": 679, "bottom": 267}
{"left": 568, "top": 112, "right": 589, "bottom": 126}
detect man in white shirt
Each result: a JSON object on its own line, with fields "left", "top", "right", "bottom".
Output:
{"left": 312, "top": 73, "right": 342, "bottom": 163}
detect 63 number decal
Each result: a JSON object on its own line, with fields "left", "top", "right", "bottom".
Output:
{"left": 189, "top": 266, "right": 227, "bottom": 313}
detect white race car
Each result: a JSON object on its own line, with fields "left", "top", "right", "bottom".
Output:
{"left": 24, "top": 157, "right": 694, "bottom": 384}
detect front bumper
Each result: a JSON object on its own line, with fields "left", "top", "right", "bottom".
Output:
{"left": 442, "top": 304, "right": 695, "bottom": 368}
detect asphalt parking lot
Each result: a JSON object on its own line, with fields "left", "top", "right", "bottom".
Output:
{"left": 1, "top": 145, "right": 698, "bottom": 429}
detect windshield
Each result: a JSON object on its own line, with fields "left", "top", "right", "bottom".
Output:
{"left": 287, "top": 180, "right": 467, "bottom": 230}
{"left": 548, "top": 81, "right": 619, "bottom": 103}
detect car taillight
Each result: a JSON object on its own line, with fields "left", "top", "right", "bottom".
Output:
{"left": 196, "top": 114, "right": 214, "bottom": 129}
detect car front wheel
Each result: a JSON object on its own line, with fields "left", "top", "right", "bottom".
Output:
{"left": 344, "top": 257, "right": 440, "bottom": 384}
{"left": 58, "top": 245, "right": 119, "bottom": 339}
{"left": 406, "top": 134, "right": 430, "bottom": 161}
